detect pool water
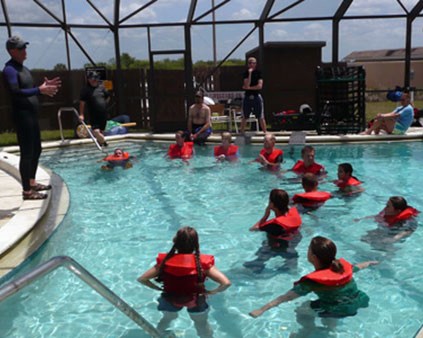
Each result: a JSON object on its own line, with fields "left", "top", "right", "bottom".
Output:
{"left": 1, "top": 141, "right": 422, "bottom": 338}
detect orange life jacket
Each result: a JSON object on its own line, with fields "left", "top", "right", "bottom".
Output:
{"left": 382, "top": 206, "right": 419, "bottom": 226}
{"left": 293, "top": 191, "right": 332, "bottom": 208}
{"left": 214, "top": 144, "right": 238, "bottom": 157}
{"left": 295, "top": 258, "right": 353, "bottom": 287}
{"left": 103, "top": 152, "right": 130, "bottom": 162}
{"left": 335, "top": 177, "right": 361, "bottom": 189}
{"left": 291, "top": 160, "right": 325, "bottom": 175}
{"left": 260, "top": 148, "right": 283, "bottom": 164}
{"left": 156, "top": 253, "right": 214, "bottom": 295}
{"left": 258, "top": 207, "right": 302, "bottom": 240}
{"left": 168, "top": 142, "right": 194, "bottom": 159}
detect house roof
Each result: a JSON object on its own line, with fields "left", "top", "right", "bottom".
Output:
{"left": 342, "top": 47, "right": 423, "bottom": 62}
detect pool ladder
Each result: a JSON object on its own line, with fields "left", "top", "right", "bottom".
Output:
{"left": 0, "top": 256, "right": 175, "bottom": 338}
{"left": 57, "top": 107, "right": 107, "bottom": 154}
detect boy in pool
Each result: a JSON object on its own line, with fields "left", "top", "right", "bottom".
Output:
{"left": 292, "top": 173, "right": 331, "bottom": 210}
{"left": 101, "top": 148, "right": 133, "bottom": 170}
{"left": 333, "top": 163, "right": 364, "bottom": 195}
{"left": 214, "top": 132, "right": 239, "bottom": 162}
{"left": 249, "top": 236, "right": 378, "bottom": 320}
{"left": 291, "top": 145, "right": 326, "bottom": 176}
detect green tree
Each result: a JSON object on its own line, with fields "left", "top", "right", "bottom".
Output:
{"left": 53, "top": 63, "right": 67, "bottom": 71}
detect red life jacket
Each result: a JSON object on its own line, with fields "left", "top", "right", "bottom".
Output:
{"left": 295, "top": 258, "right": 353, "bottom": 287}
{"left": 382, "top": 206, "right": 419, "bottom": 226}
{"left": 293, "top": 191, "right": 332, "bottom": 208}
{"left": 291, "top": 160, "right": 324, "bottom": 175}
{"left": 103, "top": 152, "right": 130, "bottom": 162}
{"left": 156, "top": 253, "right": 214, "bottom": 295}
{"left": 335, "top": 177, "right": 361, "bottom": 189}
{"left": 168, "top": 142, "right": 194, "bottom": 159}
{"left": 214, "top": 144, "right": 238, "bottom": 157}
{"left": 258, "top": 207, "right": 302, "bottom": 240}
{"left": 260, "top": 148, "right": 283, "bottom": 164}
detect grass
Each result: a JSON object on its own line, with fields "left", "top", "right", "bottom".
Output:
{"left": 1, "top": 100, "right": 422, "bottom": 146}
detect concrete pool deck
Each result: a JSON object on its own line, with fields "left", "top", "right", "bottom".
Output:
{"left": 0, "top": 128, "right": 423, "bottom": 281}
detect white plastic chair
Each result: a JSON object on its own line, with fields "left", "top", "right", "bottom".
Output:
{"left": 231, "top": 109, "right": 259, "bottom": 133}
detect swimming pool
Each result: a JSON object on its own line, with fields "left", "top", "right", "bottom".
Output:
{"left": 1, "top": 141, "right": 422, "bottom": 337}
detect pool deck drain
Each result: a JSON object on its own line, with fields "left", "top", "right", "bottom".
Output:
{"left": 0, "top": 128, "right": 423, "bottom": 280}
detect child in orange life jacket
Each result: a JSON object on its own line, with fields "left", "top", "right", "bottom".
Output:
{"left": 361, "top": 196, "right": 419, "bottom": 246}
{"left": 292, "top": 173, "right": 332, "bottom": 210}
{"left": 214, "top": 132, "right": 239, "bottom": 162}
{"left": 167, "top": 130, "right": 194, "bottom": 161}
{"left": 249, "top": 236, "right": 378, "bottom": 319}
{"left": 101, "top": 148, "right": 133, "bottom": 170}
{"left": 333, "top": 163, "right": 364, "bottom": 195}
{"left": 291, "top": 145, "right": 326, "bottom": 176}
{"left": 245, "top": 189, "right": 302, "bottom": 273}
{"left": 137, "top": 226, "right": 231, "bottom": 336}
{"left": 255, "top": 133, "right": 283, "bottom": 171}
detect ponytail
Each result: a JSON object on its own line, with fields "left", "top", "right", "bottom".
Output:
{"left": 330, "top": 258, "right": 345, "bottom": 274}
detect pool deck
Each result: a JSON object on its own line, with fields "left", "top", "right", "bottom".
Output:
{"left": 1, "top": 128, "right": 423, "bottom": 281}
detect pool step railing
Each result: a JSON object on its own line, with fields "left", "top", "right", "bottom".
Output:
{"left": 57, "top": 107, "right": 106, "bottom": 153}
{"left": 0, "top": 255, "right": 175, "bottom": 338}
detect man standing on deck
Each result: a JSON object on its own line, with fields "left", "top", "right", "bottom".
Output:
{"left": 3, "top": 36, "right": 61, "bottom": 200}
{"left": 241, "top": 57, "right": 267, "bottom": 134}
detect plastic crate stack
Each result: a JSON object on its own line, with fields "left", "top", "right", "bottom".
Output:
{"left": 316, "top": 66, "right": 366, "bottom": 135}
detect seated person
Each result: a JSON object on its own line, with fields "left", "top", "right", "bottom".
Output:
{"left": 361, "top": 196, "right": 419, "bottom": 246}
{"left": 291, "top": 145, "right": 326, "bottom": 176}
{"left": 101, "top": 148, "right": 133, "bottom": 170}
{"left": 255, "top": 133, "right": 283, "bottom": 171}
{"left": 187, "top": 91, "right": 212, "bottom": 145}
{"left": 292, "top": 173, "right": 332, "bottom": 210}
{"left": 168, "top": 130, "right": 194, "bottom": 160}
{"left": 333, "top": 163, "right": 364, "bottom": 195}
{"left": 361, "top": 93, "right": 413, "bottom": 135}
{"left": 214, "top": 132, "right": 239, "bottom": 161}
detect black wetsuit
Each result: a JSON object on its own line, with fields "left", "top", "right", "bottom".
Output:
{"left": 80, "top": 84, "right": 109, "bottom": 130}
{"left": 3, "top": 59, "right": 41, "bottom": 191}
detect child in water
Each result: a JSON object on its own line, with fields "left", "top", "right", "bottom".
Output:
{"left": 245, "top": 189, "right": 302, "bottom": 273}
{"left": 138, "top": 226, "right": 231, "bottom": 336}
{"left": 249, "top": 236, "right": 378, "bottom": 319}
{"left": 101, "top": 148, "right": 133, "bottom": 170}
{"left": 292, "top": 173, "right": 332, "bottom": 210}
{"left": 333, "top": 163, "right": 364, "bottom": 195}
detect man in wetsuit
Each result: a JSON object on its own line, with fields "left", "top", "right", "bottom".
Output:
{"left": 241, "top": 57, "right": 267, "bottom": 134}
{"left": 79, "top": 71, "right": 110, "bottom": 146}
{"left": 187, "top": 91, "right": 212, "bottom": 145}
{"left": 3, "top": 36, "right": 61, "bottom": 200}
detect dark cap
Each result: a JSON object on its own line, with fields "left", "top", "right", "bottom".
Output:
{"left": 87, "top": 71, "right": 100, "bottom": 80}
{"left": 6, "top": 36, "right": 29, "bottom": 50}
{"left": 195, "top": 91, "right": 204, "bottom": 98}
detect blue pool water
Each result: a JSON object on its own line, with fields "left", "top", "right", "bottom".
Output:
{"left": 1, "top": 141, "right": 422, "bottom": 337}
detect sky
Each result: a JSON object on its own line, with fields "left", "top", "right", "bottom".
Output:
{"left": 0, "top": 0, "right": 422, "bottom": 70}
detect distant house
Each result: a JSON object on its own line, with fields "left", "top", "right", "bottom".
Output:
{"left": 342, "top": 48, "right": 423, "bottom": 90}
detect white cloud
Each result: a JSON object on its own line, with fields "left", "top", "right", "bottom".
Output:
{"left": 232, "top": 8, "right": 255, "bottom": 20}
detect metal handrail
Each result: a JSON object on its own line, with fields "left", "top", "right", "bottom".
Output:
{"left": 0, "top": 256, "right": 174, "bottom": 338}
{"left": 57, "top": 107, "right": 106, "bottom": 153}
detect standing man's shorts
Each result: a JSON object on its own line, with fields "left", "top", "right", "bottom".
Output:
{"left": 242, "top": 94, "right": 264, "bottom": 119}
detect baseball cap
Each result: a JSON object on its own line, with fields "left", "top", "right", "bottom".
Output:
{"left": 6, "top": 36, "right": 29, "bottom": 50}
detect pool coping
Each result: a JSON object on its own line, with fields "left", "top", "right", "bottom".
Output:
{"left": 0, "top": 128, "right": 422, "bottom": 280}
{"left": 0, "top": 152, "right": 69, "bottom": 279}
